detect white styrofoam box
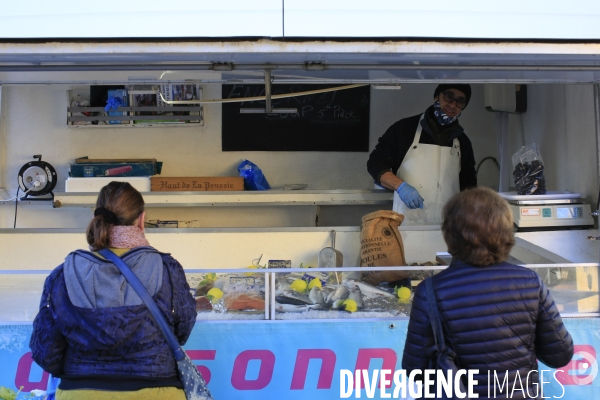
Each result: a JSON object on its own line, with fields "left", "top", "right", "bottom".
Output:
{"left": 65, "top": 177, "right": 151, "bottom": 193}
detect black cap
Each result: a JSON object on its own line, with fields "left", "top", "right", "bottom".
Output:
{"left": 434, "top": 84, "right": 472, "bottom": 108}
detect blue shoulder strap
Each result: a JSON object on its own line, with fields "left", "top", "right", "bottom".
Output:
{"left": 99, "top": 248, "right": 186, "bottom": 361}
{"left": 425, "top": 277, "right": 447, "bottom": 352}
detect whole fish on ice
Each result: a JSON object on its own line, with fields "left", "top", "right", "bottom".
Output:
{"left": 326, "top": 285, "right": 349, "bottom": 303}
{"left": 275, "top": 303, "right": 313, "bottom": 313}
{"left": 342, "top": 279, "right": 395, "bottom": 299}
{"left": 308, "top": 286, "right": 325, "bottom": 304}
{"left": 348, "top": 286, "right": 364, "bottom": 308}
{"left": 321, "top": 287, "right": 335, "bottom": 300}
{"left": 276, "top": 290, "right": 312, "bottom": 305}
{"left": 275, "top": 302, "right": 331, "bottom": 313}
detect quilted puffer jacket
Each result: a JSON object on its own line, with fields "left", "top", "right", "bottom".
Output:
{"left": 29, "top": 247, "right": 197, "bottom": 391}
{"left": 402, "top": 260, "right": 573, "bottom": 399}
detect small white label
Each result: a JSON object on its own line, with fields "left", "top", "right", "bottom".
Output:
{"left": 521, "top": 208, "right": 541, "bottom": 216}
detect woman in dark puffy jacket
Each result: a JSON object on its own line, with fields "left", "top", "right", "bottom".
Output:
{"left": 30, "top": 182, "right": 197, "bottom": 400}
{"left": 402, "top": 187, "right": 573, "bottom": 399}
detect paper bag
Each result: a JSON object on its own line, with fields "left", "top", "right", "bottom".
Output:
{"left": 359, "top": 210, "right": 408, "bottom": 285}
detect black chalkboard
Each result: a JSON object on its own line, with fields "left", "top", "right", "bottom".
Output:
{"left": 222, "top": 84, "right": 370, "bottom": 152}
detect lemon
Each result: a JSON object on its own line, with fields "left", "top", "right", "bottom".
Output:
{"left": 342, "top": 299, "right": 358, "bottom": 312}
{"left": 290, "top": 279, "right": 308, "bottom": 292}
{"left": 397, "top": 287, "right": 412, "bottom": 301}
{"left": 207, "top": 288, "right": 223, "bottom": 302}
{"left": 308, "top": 278, "right": 322, "bottom": 289}
{"left": 205, "top": 272, "right": 217, "bottom": 281}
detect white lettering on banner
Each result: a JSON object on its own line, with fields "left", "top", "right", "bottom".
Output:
{"left": 363, "top": 369, "right": 378, "bottom": 398}
{"left": 423, "top": 369, "right": 435, "bottom": 397}
{"left": 553, "top": 370, "right": 566, "bottom": 398}
{"left": 392, "top": 370, "right": 407, "bottom": 398}
{"left": 468, "top": 370, "right": 479, "bottom": 398}
{"left": 510, "top": 371, "right": 525, "bottom": 398}
{"left": 455, "top": 369, "right": 467, "bottom": 398}
{"left": 339, "top": 368, "right": 568, "bottom": 398}
{"left": 408, "top": 370, "right": 422, "bottom": 398}
{"left": 526, "top": 370, "right": 539, "bottom": 398}
{"left": 380, "top": 370, "right": 391, "bottom": 398}
{"left": 491, "top": 370, "right": 509, "bottom": 397}
{"left": 488, "top": 369, "right": 566, "bottom": 399}
{"left": 340, "top": 370, "right": 353, "bottom": 398}
{"left": 436, "top": 369, "right": 453, "bottom": 397}
{"left": 540, "top": 370, "right": 550, "bottom": 399}
{"left": 339, "top": 369, "right": 479, "bottom": 399}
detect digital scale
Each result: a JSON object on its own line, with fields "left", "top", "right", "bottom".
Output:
{"left": 499, "top": 192, "right": 594, "bottom": 231}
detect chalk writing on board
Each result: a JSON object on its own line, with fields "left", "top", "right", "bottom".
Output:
{"left": 222, "top": 84, "right": 370, "bottom": 152}
{"left": 225, "top": 85, "right": 367, "bottom": 121}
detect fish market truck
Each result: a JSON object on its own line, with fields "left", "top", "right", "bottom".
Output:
{"left": 0, "top": 1, "right": 600, "bottom": 398}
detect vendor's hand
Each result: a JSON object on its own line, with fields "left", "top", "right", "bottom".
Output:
{"left": 396, "top": 182, "right": 424, "bottom": 209}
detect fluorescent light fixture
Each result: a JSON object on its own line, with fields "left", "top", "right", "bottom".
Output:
{"left": 371, "top": 84, "right": 402, "bottom": 90}
{"left": 128, "top": 76, "right": 159, "bottom": 81}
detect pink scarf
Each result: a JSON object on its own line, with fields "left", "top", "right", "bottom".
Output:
{"left": 108, "top": 225, "right": 150, "bottom": 249}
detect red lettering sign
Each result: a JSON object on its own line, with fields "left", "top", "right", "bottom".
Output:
{"left": 555, "top": 345, "right": 597, "bottom": 385}
{"left": 354, "top": 348, "right": 397, "bottom": 389}
{"left": 186, "top": 350, "right": 216, "bottom": 384}
{"left": 15, "top": 352, "right": 49, "bottom": 392}
{"left": 231, "top": 350, "right": 275, "bottom": 390}
{"left": 290, "top": 349, "right": 336, "bottom": 389}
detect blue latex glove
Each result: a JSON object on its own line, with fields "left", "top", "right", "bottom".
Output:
{"left": 105, "top": 96, "right": 123, "bottom": 112}
{"left": 396, "top": 182, "right": 424, "bottom": 209}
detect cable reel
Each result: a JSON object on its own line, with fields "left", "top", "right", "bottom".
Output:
{"left": 17, "top": 155, "right": 57, "bottom": 200}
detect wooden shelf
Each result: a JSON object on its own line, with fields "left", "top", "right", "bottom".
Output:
{"left": 50, "top": 190, "right": 393, "bottom": 208}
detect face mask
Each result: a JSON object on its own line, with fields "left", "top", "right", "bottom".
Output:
{"left": 433, "top": 101, "right": 460, "bottom": 126}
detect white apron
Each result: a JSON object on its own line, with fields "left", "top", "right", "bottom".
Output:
{"left": 392, "top": 114, "right": 461, "bottom": 225}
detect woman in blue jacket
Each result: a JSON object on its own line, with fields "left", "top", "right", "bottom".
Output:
{"left": 402, "top": 187, "right": 573, "bottom": 399}
{"left": 30, "top": 182, "right": 197, "bottom": 399}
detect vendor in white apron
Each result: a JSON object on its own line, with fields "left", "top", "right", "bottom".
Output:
{"left": 367, "top": 84, "right": 477, "bottom": 224}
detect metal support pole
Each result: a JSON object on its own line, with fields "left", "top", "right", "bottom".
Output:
{"left": 593, "top": 84, "right": 600, "bottom": 263}
{"left": 265, "top": 69, "right": 272, "bottom": 113}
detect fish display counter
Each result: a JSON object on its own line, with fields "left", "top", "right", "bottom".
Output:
{"left": 188, "top": 264, "right": 600, "bottom": 321}
{"left": 5, "top": 264, "right": 596, "bottom": 324}
{"left": 1, "top": 264, "right": 599, "bottom": 398}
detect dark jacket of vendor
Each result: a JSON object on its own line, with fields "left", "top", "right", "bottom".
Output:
{"left": 367, "top": 105, "right": 477, "bottom": 191}
{"left": 30, "top": 247, "right": 196, "bottom": 391}
{"left": 402, "top": 188, "right": 573, "bottom": 399}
